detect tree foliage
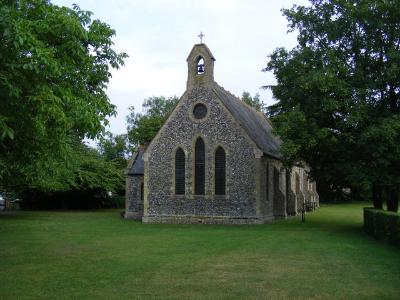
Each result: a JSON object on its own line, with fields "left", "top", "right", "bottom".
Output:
{"left": 21, "top": 140, "right": 124, "bottom": 209}
{"left": 265, "top": 0, "right": 400, "bottom": 209}
{"left": 0, "top": 0, "right": 127, "bottom": 192}
{"left": 127, "top": 96, "right": 179, "bottom": 147}
{"left": 97, "top": 132, "right": 128, "bottom": 169}
{"left": 241, "top": 91, "right": 265, "bottom": 113}
{"left": 71, "top": 142, "right": 123, "bottom": 194}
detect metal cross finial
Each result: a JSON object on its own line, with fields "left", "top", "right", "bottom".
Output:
{"left": 198, "top": 31, "right": 205, "bottom": 43}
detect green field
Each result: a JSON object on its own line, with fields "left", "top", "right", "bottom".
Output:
{"left": 0, "top": 203, "right": 399, "bottom": 299}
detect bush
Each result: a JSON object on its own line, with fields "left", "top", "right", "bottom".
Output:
{"left": 363, "top": 208, "right": 400, "bottom": 247}
{"left": 21, "top": 189, "right": 117, "bottom": 210}
{"left": 102, "top": 195, "right": 125, "bottom": 209}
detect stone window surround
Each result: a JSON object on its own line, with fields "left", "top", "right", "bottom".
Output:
{"left": 194, "top": 137, "right": 206, "bottom": 195}
{"left": 171, "top": 145, "right": 188, "bottom": 196}
{"left": 196, "top": 56, "right": 205, "bottom": 75}
{"left": 189, "top": 101, "right": 209, "bottom": 123}
{"left": 214, "top": 146, "right": 227, "bottom": 196}
{"left": 193, "top": 103, "right": 208, "bottom": 119}
{"left": 174, "top": 147, "right": 186, "bottom": 195}
{"left": 171, "top": 136, "right": 229, "bottom": 198}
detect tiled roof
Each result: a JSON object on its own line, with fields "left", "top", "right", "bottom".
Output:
{"left": 127, "top": 147, "right": 145, "bottom": 175}
{"left": 213, "top": 84, "right": 282, "bottom": 158}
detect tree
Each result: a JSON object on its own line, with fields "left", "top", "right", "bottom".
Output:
{"left": 97, "top": 132, "right": 129, "bottom": 169}
{"left": 127, "top": 96, "right": 179, "bottom": 147}
{"left": 69, "top": 141, "right": 124, "bottom": 194}
{"left": 0, "top": 0, "right": 127, "bottom": 193}
{"left": 21, "top": 140, "right": 124, "bottom": 209}
{"left": 97, "top": 132, "right": 128, "bottom": 197}
{"left": 264, "top": 0, "right": 400, "bottom": 211}
{"left": 241, "top": 91, "right": 265, "bottom": 113}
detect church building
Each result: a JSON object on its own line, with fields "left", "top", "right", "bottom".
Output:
{"left": 125, "top": 42, "right": 319, "bottom": 224}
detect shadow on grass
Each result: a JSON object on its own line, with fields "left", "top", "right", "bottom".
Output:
{"left": 0, "top": 202, "right": 367, "bottom": 237}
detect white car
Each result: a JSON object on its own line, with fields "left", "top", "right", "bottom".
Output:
{"left": 0, "top": 195, "right": 5, "bottom": 211}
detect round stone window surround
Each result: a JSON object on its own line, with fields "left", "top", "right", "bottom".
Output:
{"left": 190, "top": 101, "right": 209, "bottom": 122}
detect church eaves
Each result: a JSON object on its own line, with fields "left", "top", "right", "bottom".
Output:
{"left": 127, "top": 147, "right": 145, "bottom": 175}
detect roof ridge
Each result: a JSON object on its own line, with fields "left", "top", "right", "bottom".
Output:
{"left": 213, "top": 84, "right": 282, "bottom": 158}
{"left": 215, "top": 83, "right": 268, "bottom": 117}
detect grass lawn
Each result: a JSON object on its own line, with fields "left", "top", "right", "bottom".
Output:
{"left": 0, "top": 202, "right": 399, "bottom": 299}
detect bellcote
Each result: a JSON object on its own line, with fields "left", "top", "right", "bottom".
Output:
{"left": 186, "top": 43, "right": 216, "bottom": 90}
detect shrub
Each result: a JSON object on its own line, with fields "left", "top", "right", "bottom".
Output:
{"left": 102, "top": 195, "right": 125, "bottom": 209}
{"left": 363, "top": 208, "right": 375, "bottom": 235}
{"left": 363, "top": 208, "right": 400, "bottom": 247}
{"left": 21, "top": 189, "right": 115, "bottom": 210}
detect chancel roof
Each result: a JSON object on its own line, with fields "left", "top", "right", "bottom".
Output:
{"left": 213, "top": 84, "right": 282, "bottom": 158}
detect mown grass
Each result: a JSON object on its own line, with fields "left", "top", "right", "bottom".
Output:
{"left": 0, "top": 202, "right": 399, "bottom": 299}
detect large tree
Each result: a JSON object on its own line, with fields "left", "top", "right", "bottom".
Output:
{"left": 97, "top": 132, "right": 128, "bottom": 169}
{"left": 0, "top": 0, "right": 127, "bottom": 192}
{"left": 265, "top": 0, "right": 400, "bottom": 210}
{"left": 21, "top": 139, "right": 124, "bottom": 209}
{"left": 127, "top": 96, "right": 179, "bottom": 147}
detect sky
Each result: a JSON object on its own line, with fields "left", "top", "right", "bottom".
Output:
{"left": 52, "top": 0, "right": 310, "bottom": 135}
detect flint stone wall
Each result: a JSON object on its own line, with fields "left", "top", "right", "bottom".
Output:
{"left": 144, "top": 86, "right": 259, "bottom": 223}
{"left": 125, "top": 175, "right": 143, "bottom": 220}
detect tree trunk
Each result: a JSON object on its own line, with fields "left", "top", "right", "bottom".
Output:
{"left": 372, "top": 185, "right": 383, "bottom": 209}
{"left": 387, "top": 188, "right": 399, "bottom": 212}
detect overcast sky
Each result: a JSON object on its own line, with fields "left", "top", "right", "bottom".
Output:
{"left": 52, "top": 0, "right": 310, "bottom": 135}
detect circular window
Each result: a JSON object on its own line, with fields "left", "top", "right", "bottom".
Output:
{"left": 193, "top": 103, "right": 207, "bottom": 119}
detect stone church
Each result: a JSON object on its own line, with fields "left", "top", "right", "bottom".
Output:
{"left": 125, "top": 43, "right": 318, "bottom": 224}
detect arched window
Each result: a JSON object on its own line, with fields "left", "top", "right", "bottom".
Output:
{"left": 295, "top": 173, "right": 300, "bottom": 194}
{"left": 140, "top": 182, "right": 144, "bottom": 201}
{"left": 195, "top": 138, "right": 205, "bottom": 195}
{"left": 265, "top": 162, "right": 269, "bottom": 201}
{"left": 196, "top": 57, "right": 205, "bottom": 75}
{"left": 274, "top": 167, "right": 280, "bottom": 192}
{"left": 175, "top": 148, "right": 185, "bottom": 195}
{"left": 214, "top": 147, "right": 226, "bottom": 195}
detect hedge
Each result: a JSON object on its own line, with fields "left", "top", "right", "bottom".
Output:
{"left": 364, "top": 208, "right": 400, "bottom": 247}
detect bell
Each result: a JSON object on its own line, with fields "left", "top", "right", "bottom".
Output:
{"left": 197, "top": 64, "right": 205, "bottom": 73}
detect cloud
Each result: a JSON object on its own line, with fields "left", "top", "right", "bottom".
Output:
{"left": 53, "top": 0, "right": 310, "bottom": 134}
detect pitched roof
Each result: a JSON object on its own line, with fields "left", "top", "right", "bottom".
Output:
{"left": 186, "top": 43, "right": 216, "bottom": 61}
{"left": 213, "top": 84, "right": 282, "bottom": 158}
{"left": 127, "top": 147, "right": 145, "bottom": 175}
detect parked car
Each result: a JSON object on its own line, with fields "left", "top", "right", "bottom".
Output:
{"left": 9, "top": 198, "right": 21, "bottom": 210}
{"left": 0, "top": 194, "right": 5, "bottom": 211}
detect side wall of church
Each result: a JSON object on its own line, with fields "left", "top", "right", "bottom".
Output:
{"left": 257, "top": 159, "right": 319, "bottom": 220}
{"left": 286, "top": 169, "right": 297, "bottom": 215}
{"left": 290, "top": 166, "right": 319, "bottom": 213}
{"left": 125, "top": 175, "right": 144, "bottom": 220}
{"left": 303, "top": 175, "right": 319, "bottom": 209}
{"left": 260, "top": 157, "right": 287, "bottom": 220}
{"left": 143, "top": 86, "right": 260, "bottom": 224}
